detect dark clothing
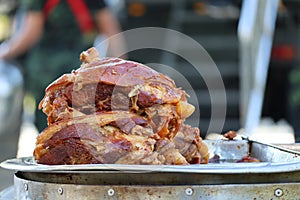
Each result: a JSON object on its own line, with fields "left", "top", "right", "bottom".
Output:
{"left": 20, "top": 0, "right": 106, "bottom": 132}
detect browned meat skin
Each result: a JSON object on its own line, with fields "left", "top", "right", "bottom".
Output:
{"left": 57, "top": 83, "right": 124, "bottom": 112}
{"left": 174, "top": 124, "right": 209, "bottom": 164}
{"left": 39, "top": 55, "right": 193, "bottom": 126}
{"left": 145, "top": 104, "right": 182, "bottom": 139}
{"left": 34, "top": 111, "right": 205, "bottom": 165}
{"left": 48, "top": 96, "right": 71, "bottom": 124}
{"left": 34, "top": 112, "right": 158, "bottom": 164}
{"left": 223, "top": 130, "right": 237, "bottom": 140}
{"left": 236, "top": 155, "right": 260, "bottom": 163}
{"left": 37, "top": 123, "right": 151, "bottom": 165}
{"left": 46, "top": 82, "right": 184, "bottom": 140}
{"left": 39, "top": 57, "right": 185, "bottom": 112}
{"left": 35, "top": 111, "right": 157, "bottom": 146}
{"left": 108, "top": 117, "right": 149, "bottom": 135}
{"left": 154, "top": 139, "right": 188, "bottom": 165}
{"left": 34, "top": 119, "right": 208, "bottom": 165}
{"left": 38, "top": 124, "right": 101, "bottom": 164}
{"left": 45, "top": 82, "right": 184, "bottom": 124}
{"left": 35, "top": 122, "right": 190, "bottom": 165}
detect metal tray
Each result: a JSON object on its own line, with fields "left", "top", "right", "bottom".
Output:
{"left": 2, "top": 139, "right": 300, "bottom": 174}
{"left": 5, "top": 140, "right": 300, "bottom": 200}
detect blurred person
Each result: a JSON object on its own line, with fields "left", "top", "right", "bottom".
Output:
{"left": 0, "top": 0, "right": 23, "bottom": 189}
{"left": 0, "top": 0, "right": 126, "bottom": 132}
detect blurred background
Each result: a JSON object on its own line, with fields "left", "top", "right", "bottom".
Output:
{"left": 0, "top": 0, "right": 300, "bottom": 192}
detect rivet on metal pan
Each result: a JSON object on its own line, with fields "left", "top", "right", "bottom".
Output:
{"left": 185, "top": 188, "right": 193, "bottom": 196}
{"left": 108, "top": 188, "right": 115, "bottom": 196}
{"left": 274, "top": 188, "right": 283, "bottom": 197}
{"left": 24, "top": 183, "right": 28, "bottom": 191}
{"left": 58, "top": 187, "right": 63, "bottom": 195}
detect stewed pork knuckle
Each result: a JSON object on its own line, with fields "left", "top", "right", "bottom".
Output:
{"left": 34, "top": 47, "right": 209, "bottom": 165}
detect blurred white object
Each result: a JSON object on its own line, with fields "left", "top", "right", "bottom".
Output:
{"left": 238, "top": 0, "right": 279, "bottom": 133}
{"left": 104, "top": 0, "right": 125, "bottom": 14}
{"left": 0, "top": 59, "right": 23, "bottom": 136}
{"left": 247, "top": 118, "right": 295, "bottom": 144}
{"left": 93, "top": 34, "right": 109, "bottom": 58}
{"left": 17, "top": 122, "right": 38, "bottom": 158}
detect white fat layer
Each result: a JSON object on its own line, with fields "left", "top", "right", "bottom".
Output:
{"left": 99, "top": 59, "right": 127, "bottom": 67}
